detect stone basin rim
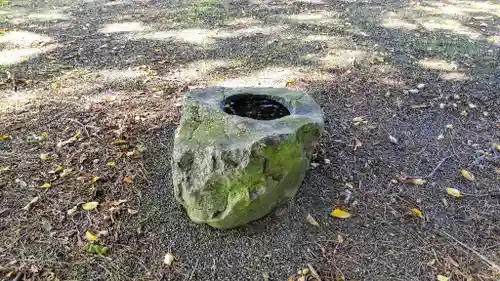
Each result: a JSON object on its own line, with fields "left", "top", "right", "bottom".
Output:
{"left": 184, "top": 86, "right": 324, "bottom": 123}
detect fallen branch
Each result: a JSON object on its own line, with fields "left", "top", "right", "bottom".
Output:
{"left": 441, "top": 231, "right": 500, "bottom": 273}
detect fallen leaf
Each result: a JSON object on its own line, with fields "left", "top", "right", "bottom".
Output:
{"left": 22, "top": 196, "right": 40, "bottom": 211}
{"left": 437, "top": 134, "right": 444, "bottom": 140}
{"left": 164, "top": 253, "right": 175, "bottom": 266}
{"left": 337, "top": 234, "right": 344, "bottom": 243}
{"left": 299, "top": 268, "right": 310, "bottom": 275}
{"left": 306, "top": 213, "right": 320, "bottom": 227}
{"left": 389, "top": 135, "right": 398, "bottom": 144}
{"left": 286, "top": 78, "right": 294, "bottom": 84}
{"left": 0, "top": 135, "right": 10, "bottom": 140}
{"left": 446, "top": 188, "right": 461, "bottom": 198}
{"left": 60, "top": 168, "right": 73, "bottom": 177}
{"left": 113, "top": 199, "right": 128, "bottom": 206}
{"left": 446, "top": 124, "right": 453, "bottom": 129}
{"left": 76, "top": 172, "right": 89, "bottom": 181}
{"left": 40, "top": 153, "right": 57, "bottom": 161}
{"left": 461, "top": 169, "right": 475, "bottom": 181}
{"left": 54, "top": 166, "right": 63, "bottom": 172}
{"left": 353, "top": 137, "right": 362, "bottom": 151}
{"left": 84, "top": 243, "right": 108, "bottom": 255}
{"left": 57, "top": 131, "right": 81, "bottom": 147}
{"left": 91, "top": 177, "right": 100, "bottom": 183}
{"left": 85, "top": 231, "right": 97, "bottom": 242}
{"left": 436, "top": 275, "right": 449, "bottom": 281}
{"left": 67, "top": 205, "right": 78, "bottom": 216}
{"left": 82, "top": 201, "right": 99, "bottom": 211}
{"left": 0, "top": 166, "right": 10, "bottom": 173}
{"left": 403, "top": 177, "right": 427, "bottom": 185}
{"left": 136, "top": 143, "right": 147, "bottom": 153}
{"left": 97, "top": 230, "right": 109, "bottom": 237}
{"left": 112, "top": 139, "right": 128, "bottom": 145}
{"left": 41, "top": 131, "right": 48, "bottom": 138}
{"left": 50, "top": 83, "right": 58, "bottom": 89}
{"left": 344, "top": 182, "right": 354, "bottom": 189}
{"left": 127, "top": 208, "right": 138, "bottom": 215}
{"left": 352, "top": 116, "right": 368, "bottom": 126}
{"left": 41, "top": 183, "right": 52, "bottom": 189}
{"left": 122, "top": 177, "right": 133, "bottom": 184}
{"left": 411, "top": 208, "right": 423, "bottom": 218}
{"left": 330, "top": 208, "right": 351, "bottom": 219}
{"left": 106, "top": 161, "right": 116, "bottom": 168}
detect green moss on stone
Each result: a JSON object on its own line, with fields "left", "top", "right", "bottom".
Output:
{"left": 185, "top": 134, "right": 308, "bottom": 228}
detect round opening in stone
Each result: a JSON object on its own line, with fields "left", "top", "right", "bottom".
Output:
{"left": 221, "top": 94, "right": 290, "bottom": 120}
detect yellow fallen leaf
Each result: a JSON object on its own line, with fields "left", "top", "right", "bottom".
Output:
{"left": 84, "top": 243, "right": 108, "bottom": 255}
{"left": 0, "top": 166, "right": 10, "bottom": 173}
{"left": 122, "top": 177, "right": 133, "bottom": 184}
{"left": 85, "top": 231, "right": 97, "bottom": 242}
{"left": 41, "top": 183, "right": 52, "bottom": 189}
{"left": 91, "top": 177, "right": 100, "bottom": 183}
{"left": 461, "top": 169, "right": 475, "bottom": 181}
{"left": 106, "top": 161, "right": 116, "bottom": 168}
{"left": 286, "top": 78, "right": 294, "bottom": 84}
{"left": 0, "top": 135, "right": 10, "bottom": 141}
{"left": 41, "top": 131, "right": 48, "bottom": 138}
{"left": 82, "top": 201, "right": 99, "bottom": 211}
{"left": 411, "top": 208, "right": 423, "bottom": 218}
{"left": 446, "top": 188, "right": 461, "bottom": 198}
{"left": 330, "top": 208, "right": 351, "bottom": 219}
{"left": 446, "top": 124, "right": 453, "bottom": 129}
{"left": 50, "top": 83, "right": 58, "bottom": 89}
{"left": 112, "top": 139, "right": 128, "bottom": 145}
{"left": 496, "top": 144, "right": 500, "bottom": 151}
{"left": 54, "top": 166, "right": 63, "bottom": 172}
{"left": 403, "top": 177, "right": 427, "bottom": 185}
{"left": 306, "top": 213, "right": 320, "bottom": 227}
{"left": 436, "top": 275, "right": 449, "bottom": 281}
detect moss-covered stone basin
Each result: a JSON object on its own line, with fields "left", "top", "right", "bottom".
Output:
{"left": 172, "top": 87, "right": 324, "bottom": 228}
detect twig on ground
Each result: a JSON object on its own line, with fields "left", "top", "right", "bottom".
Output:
{"left": 307, "top": 263, "right": 322, "bottom": 281}
{"left": 441, "top": 231, "right": 500, "bottom": 273}
{"left": 69, "top": 119, "right": 90, "bottom": 137}
{"left": 186, "top": 259, "right": 199, "bottom": 281}
{"left": 425, "top": 155, "right": 455, "bottom": 178}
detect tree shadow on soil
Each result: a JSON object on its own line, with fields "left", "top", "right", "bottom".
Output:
{"left": 0, "top": 0, "right": 499, "bottom": 280}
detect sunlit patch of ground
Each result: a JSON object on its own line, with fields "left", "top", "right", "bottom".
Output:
{"left": 0, "top": 0, "right": 499, "bottom": 280}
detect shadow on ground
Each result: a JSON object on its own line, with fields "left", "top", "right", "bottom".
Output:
{"left": 0, "top": 0, "right": 499, "bottom": 280}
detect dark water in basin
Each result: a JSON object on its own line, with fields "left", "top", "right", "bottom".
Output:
{"left": 221, "top": 94, "right": 290, "bottom": 120}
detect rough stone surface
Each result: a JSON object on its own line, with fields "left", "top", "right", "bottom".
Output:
{"left": 172, "top": 87, "right": 324, "bottom": 228}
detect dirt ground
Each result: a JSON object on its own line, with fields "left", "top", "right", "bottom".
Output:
{"left": 1, "top": 0, "right": 499, "bottom": 280}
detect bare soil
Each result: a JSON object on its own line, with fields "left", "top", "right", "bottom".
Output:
{"left": 0, "top": 0, "right": 499, "bottom": 280}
